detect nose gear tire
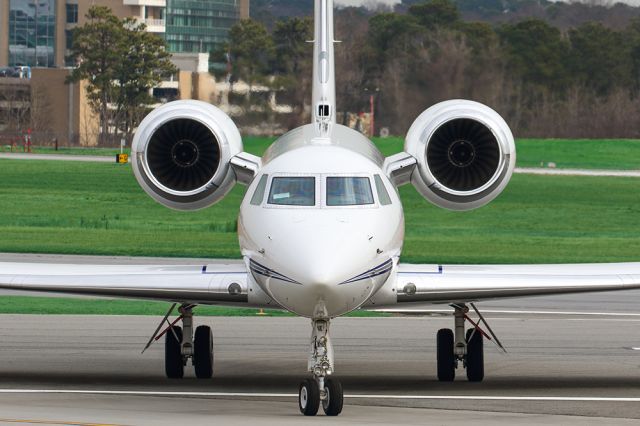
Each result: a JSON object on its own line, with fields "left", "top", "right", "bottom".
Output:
{"left": 299, "top": 379, "right": 320, "bottom": 416}
{"left": 322, "top": 378, "right": 344, "bottom": 416}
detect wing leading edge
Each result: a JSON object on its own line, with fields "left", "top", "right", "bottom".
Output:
{"left": 0, "top": 262, "right": 250, "bottom": 306}
{"left": 392, "top": 262, "right": 640, "bottom": 305}
{"left": 2, "top": 261, "right": 640, "bottom": 309}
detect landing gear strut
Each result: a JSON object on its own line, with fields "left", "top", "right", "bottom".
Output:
{"left": 144, "top": 303, "right": 214, "bottom": 379}
{"left": 436, "top": 303, "right": 504, "bottom": 382}
{"left": 298, "top": 319, "right": 344, "bottom": 416}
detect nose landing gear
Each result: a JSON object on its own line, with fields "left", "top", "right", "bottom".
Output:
{"left": 298, "top": 319, "right": 344, "bottom": 416}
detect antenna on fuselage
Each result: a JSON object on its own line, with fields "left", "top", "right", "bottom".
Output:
{"left": 312, "top": 0, "right": 337, "bottom": 135}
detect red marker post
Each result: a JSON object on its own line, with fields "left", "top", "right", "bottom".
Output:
{"left": 24, "top": 129, "right": 32, "bottom": 153}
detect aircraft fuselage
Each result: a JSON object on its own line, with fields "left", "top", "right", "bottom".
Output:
{"left": 238, "top": 124, "right": 404, "bottom": 318}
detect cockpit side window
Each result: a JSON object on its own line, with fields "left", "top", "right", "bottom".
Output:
{"left": 250, "top": 174, "right": 269, "bottom": 206}
{"left": 374, "top": 174, "right": 392, "bottom": 206}
{"left": 326, "top": 177, "right": 374, "bottom": 206}
{"left": 268, "top": 177, "right": 316, "bottom": 206}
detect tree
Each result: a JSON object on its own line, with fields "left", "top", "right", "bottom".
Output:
{"left": 568, "top": 22, "right": 631, "bottom": 96}
{"left": 273, "top": 18, "right": 312, "bottom": 77}
{"left": 498, "top": 19, "right": 569, "bottom": 91}
{"left": 67, "top": 6, "right": 176, "bottom": 145}
{"left": 408, "top": 0, "right": 460, "bottom": 29}
{"left": 368, "top": 13, "right": 420, "bottom": 54}
{"left": 462, "top": 21, "right": 498, "bottom": 54}
{"left": 366, "top": 12, "right": 422, "bottom": 83}
{"left": 272, "top": 17, "right": 313, "bottom": 125}
{"left": 114, "top": 20, "right": 176, "bottom": 142}
{"left": 625, "top": 18, "right": 640, "bottom": 95}
{"left": 227, "top": 19, "right": 275, "bottom": 96}
{"left": 67, "top": 6, "right": 123, "bottom": 144}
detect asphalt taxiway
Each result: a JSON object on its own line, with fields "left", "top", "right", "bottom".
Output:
{"left": 0, "top": 313, "right": 638, "bottom": 424}
{"left": 0, "top": 253, "right": 639, "bottom": 424}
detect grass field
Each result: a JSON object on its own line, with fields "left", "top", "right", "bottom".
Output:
{"left": 0, "top": 297, "right": 291, "bottom": 316}
{"left": 0, "top": 296, "right": 385, "bottom": 317}
{"left": 17, "top": 137, "right": 640, "bottom": 170}
{"left": 1, "top": 156, "right": 639, "bottom": 263}
{"left": 1, "top": 138, "right": 639, "bottom": 315}
{"left": 515, "top": 139, "right": 640, "bottom": 170}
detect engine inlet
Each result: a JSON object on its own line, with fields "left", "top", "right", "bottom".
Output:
{"left": 427, "top": 118, "right": 500, "bottom": 192}
{"left": 147, "top": 119, "right": 221, "bottom": 192}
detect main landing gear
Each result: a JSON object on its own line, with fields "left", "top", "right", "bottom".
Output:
{"left": 436, "top": 303, "right": 506, "bottom": 382}
{"left": 143, "top": 303, "right": 214, "bottom": 379}
{"left": 298, "top": 319, "right": 344, "bottom": 416}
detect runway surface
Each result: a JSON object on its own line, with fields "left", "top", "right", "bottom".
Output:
{"left": 2, "top": 152, "right": 639, "bottom": 177}
{"left": 0, "top": 314, "right": 639, "bottom": 425}
{"left": 0, "top": 253, "right": 639, "bottom": 424}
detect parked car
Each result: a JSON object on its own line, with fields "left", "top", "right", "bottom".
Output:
{"left": 0, "top": 67, "right": 20, "bottom": 78}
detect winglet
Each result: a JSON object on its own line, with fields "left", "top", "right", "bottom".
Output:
{"left": 312, "top": 0, "right": 337, "bottom": 135}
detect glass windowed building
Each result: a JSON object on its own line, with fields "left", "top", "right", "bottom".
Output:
{"left": 0, "top": 0, "right": 250, "bottom": 147}
{"left": 1, "top": 1, "right": 249, "bottom": 69}
{"left": 166, "top": 0, "right": 247, "bottom": 58}
{"left": 8, "top": 0, "right": 57, "bottom": 67}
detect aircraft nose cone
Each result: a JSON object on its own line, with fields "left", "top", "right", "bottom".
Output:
{"left": 254, "top": 217, "right": 396, "bottom": 318}
{"left": 292, "top": 241, "right": 355, "bottom": 287}
{"left": 304, "top": 265, "right": 338, "bottom": 287}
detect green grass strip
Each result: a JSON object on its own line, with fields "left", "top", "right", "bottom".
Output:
{"left": 13, "top": 137, "right": 640, "bottom": 170}
{"left": 0, "top": 296, "right": 387, "bottom": 317}
{"left": 1, "top": 160, "right": 639, "bottom": 263}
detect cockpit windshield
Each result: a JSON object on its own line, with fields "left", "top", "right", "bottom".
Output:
{"left": 326, "top": 177, "right": 374, "bottom": 206}
{"left": 268, "top": 177, "right": 316, "bottom": 206}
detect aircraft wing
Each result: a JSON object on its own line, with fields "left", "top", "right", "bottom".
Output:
{"left": 0, "top": 262, "right": 251, "bottom": 306}
{"left": 394, "top": 262, "right": 640, "bottom": 305}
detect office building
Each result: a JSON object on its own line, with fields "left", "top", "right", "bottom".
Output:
{"left": 166, "top": 0, "right": 249, "bottom": 57}
{"left": 0, "top": 0, "right": 249, "bottom": 69}
{"left": 0, "top": 1, "right": 249, "bottom": 146}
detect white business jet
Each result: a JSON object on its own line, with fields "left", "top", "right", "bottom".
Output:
{"left": 1, "top": 0, "right": 640, "bottom": 417}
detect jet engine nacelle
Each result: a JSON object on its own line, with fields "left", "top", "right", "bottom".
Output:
{"left": 132, "top": 100, "right": 243, "bottom": 211}
{"left": 405, "top": 100, "right": 516, "bottom": 211}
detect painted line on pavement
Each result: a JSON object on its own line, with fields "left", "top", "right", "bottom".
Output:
{"left": 377, "top": 309, "right": 640, "bottom": 317}
{"left": 514, "top": 168, "right": 640, "bottom": 177}
{"left": 0, "top": 389, "right": 638, "bottom": 402}
{"left": 0, "top": 419, "right": 117, "bottom": 426}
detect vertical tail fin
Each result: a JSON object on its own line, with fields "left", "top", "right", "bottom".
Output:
{"left": 312, "top": 0, "right": 336, "bottom": 134}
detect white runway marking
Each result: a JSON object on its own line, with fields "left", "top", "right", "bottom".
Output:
{"left": 378, "top": 309, "right": 640, "bottom": 317}
{"left": 514, "top": 168, "right": 640, "bottom": 178}
{"left": 0, "top": 389, "right": 638, "bottom": 402}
